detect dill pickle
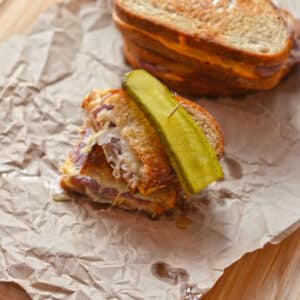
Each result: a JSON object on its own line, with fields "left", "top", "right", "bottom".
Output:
{"left": 122, "top": 70, "right": 224, "bottom": 196}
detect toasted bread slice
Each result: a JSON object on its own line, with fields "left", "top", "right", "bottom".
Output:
{"left": 114, "top": 12, "right": 291, "bottom": 91}
{"left": 123, "top": 38, "right": 252, "bottom": 96}
{"left": 82, "top": 89, "right": 176, "bottom": 195}
{"left": 114, "top": 0, "right": 292, "bottom": 66}
{"left": 61, "top": 129, "right": 177, "bottom": 217}
{"left": 82, "top": 89, "right": 224, "bottom": 195}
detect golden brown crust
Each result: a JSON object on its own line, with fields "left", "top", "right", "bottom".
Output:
{"left": 114, "top": 13, "right": 290, "bottom": 91}
{"left": 114, "top": 0, "right": 293, "bottom": 66}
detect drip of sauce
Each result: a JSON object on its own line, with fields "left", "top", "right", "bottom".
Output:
{"left": 176, "top": 214, "right": 192, "bottom": 230}
{"left": 170, "top": 192, "right": 198, "bottom": 229}
{"left": 151, "top": 262, "right": 189, "bottom": 285}
{"left": 177, "top": 193, "right": 198, "bottom": 214}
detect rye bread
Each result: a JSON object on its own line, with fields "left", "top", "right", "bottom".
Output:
{"left": 114, "top": 12, "right": 291, "bottom": 90}
{"left": 114, "top": 0, "right": 293, "bottom": 67}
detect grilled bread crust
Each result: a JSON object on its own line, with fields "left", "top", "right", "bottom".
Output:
{"left": 114, "top": 0, "right": 293, "bottom": 66}
{"left": 114, "top": 12, "right": 291, "bottom": 91}
{"left": 82, "top": 89, "right": 224, "bottom": 194}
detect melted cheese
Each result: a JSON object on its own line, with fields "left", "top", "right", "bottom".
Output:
{"left": 114, "top": 13, "right": 283, "bottom": 80}
{"left": 95, "top": 108, "right": 142, "bottom": 187}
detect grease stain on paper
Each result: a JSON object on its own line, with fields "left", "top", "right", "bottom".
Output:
{"left": 176, "top": 214, "right": 193, "bottom": 230}
{"left": 151, "top": 262, "right": 189, "bottom": 285}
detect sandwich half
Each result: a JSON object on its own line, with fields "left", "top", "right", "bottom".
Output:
{"left": 113, "top": 0, "right": 300, "bottom": 95}
{"left": 61, "top": 88, "right": 224, "bottom": 216}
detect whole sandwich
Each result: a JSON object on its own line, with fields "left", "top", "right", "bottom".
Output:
{"left": 113, "top": 0, "right": 300, "bottom": 96}
{"left": 60, "top": 70, "right": 224, "bottom": 217}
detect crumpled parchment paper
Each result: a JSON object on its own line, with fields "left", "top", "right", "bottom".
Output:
{"left": 0, "top": 0, "right": 299, "bottom": 299}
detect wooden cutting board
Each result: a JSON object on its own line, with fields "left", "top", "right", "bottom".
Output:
{"left": 0, "top": 1, "right": 299, "bottom": 299}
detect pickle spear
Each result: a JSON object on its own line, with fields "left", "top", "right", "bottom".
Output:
{"left": 122, "top": 70, "right": 224, "bottom": 197}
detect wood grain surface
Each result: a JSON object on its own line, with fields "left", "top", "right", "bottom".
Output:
{"left": 0, "top": 1, "right": 299, "bottom": 299}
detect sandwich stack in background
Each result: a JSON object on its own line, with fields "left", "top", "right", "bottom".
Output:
{"left": 113, "top": 0, "right": 300, "bottom": 96}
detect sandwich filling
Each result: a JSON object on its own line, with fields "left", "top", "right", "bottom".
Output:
{"left": 61, "top": 126, "right": 177, "bottom": 216}
{"left": 82, "top": 89, "right": 177, "bottom": 195}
